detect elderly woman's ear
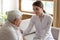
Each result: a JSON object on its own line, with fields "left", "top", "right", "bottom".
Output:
{"left": 11, "top": 19, "right": 16, "bottom": 25}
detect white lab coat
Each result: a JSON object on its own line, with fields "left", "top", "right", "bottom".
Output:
{"left": 23, "top": 14, "right": 55, "bottom": 40}
{"left": 0, "top": 21, "right": 23, "bottom": 40}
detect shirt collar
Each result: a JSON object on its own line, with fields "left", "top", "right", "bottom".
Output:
{"left": 7, "top": 20, "right": 19, "bottom": 30}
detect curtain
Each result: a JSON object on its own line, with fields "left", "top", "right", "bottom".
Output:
{"left": 53, "top": 0, "right": 60, "bottom": 27}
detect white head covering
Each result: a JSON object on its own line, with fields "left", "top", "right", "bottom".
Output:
{"left": 7, "top": 10, "right": 22, "bottom": 22}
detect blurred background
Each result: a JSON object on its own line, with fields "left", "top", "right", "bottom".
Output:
{"left": 0, "top": 0, "right": 60, "bottom": 40}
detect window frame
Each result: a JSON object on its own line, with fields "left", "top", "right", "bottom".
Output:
{"left": 19, "top": 0, "right": 54, "bottom": 16}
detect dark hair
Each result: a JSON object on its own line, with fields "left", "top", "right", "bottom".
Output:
{"left": 33, "top": 1, "right": 46, "bottom": 13}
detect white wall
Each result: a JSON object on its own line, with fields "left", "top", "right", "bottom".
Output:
{"left": 3, "top": 0, "right": 19, "bottom": 13}
{"left": 0, "top": 0, "right": 1, "bottom": 12}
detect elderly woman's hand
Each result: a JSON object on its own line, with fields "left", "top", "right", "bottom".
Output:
{"left": 20, "top": 29, "right": 26, "bottom": 40}
{"left": 23, "top": 35, "right": 26, "bottom": 40}
{"left": 20, "top": 29, "right": 23, "bottom": 34}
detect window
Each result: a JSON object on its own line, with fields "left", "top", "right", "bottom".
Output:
{"left": 0, "top": 0, "right": 1, "bottom": 13}
{"left": 42, "top": 1, "right": 54, "bottom": 14}
{"left": 20, "top": 0, "right": 54, "bottom": 14}
{"left": 21, "top": 0, "right": 36, "bottom": 12}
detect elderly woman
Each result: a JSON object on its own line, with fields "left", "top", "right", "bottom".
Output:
{"left": 0, "top": 10, "right": 24, "bottom": 40}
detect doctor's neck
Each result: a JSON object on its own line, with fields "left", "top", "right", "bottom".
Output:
{"left": 39, "top": 12, "right": 44, "bottom": 18}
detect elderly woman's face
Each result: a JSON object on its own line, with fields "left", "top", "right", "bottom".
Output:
{"left": 15, "top": 17, "right": 22, "bottom": 27}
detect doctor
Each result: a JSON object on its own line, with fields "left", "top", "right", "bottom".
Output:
{"left": 0, "top": 10, "right": 23, "bottom": 40}
{"left": 23, "top": 1, "right": 54, "bottom": 40}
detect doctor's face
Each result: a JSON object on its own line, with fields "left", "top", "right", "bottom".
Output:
{"left": 33, "top": 5, "right": 43, "bottom": 16}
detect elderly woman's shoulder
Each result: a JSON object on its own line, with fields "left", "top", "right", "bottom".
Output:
{"left": 0, "top": 24, "right": 15, "bottom": 33}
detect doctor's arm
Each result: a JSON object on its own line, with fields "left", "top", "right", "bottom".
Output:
{"left": 23, "top": 16, "right": 35, "bottom": 36}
